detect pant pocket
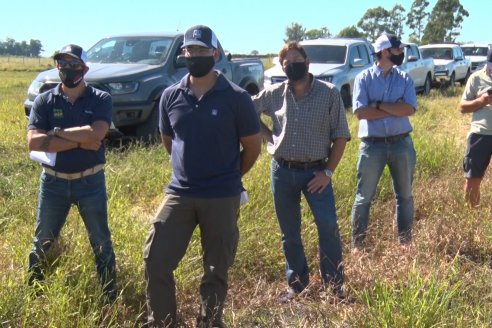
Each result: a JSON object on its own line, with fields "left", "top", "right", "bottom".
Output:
{"left": 143, "top": 224, "right": 156, "bottom": 259}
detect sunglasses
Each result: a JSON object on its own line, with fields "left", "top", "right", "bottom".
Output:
{"left": 57, "top": 59, "right": 85, "bottom": 70}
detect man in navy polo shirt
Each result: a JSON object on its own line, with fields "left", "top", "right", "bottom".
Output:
{"left": 143, "top": 25, "right": 261, "bottom": 328}
{"left": 27, "top": 44, "right": 117, "bottom": 302}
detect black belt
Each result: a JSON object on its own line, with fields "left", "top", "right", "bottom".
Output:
{"left": 361, "top": 133, "right": 409, "bottom": 143}
{"left": 276, "top": 158, "right": 326, "bottom": 170}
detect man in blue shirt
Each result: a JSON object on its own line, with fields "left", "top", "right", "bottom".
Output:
{"left": 27, "top": 44, "right": 116, "bottom": 302}
{"left": 144, "top": 25, "right": 261, "bottom": 328}
{"left": 351, "top": 34, "right": 417, "bottom": 253}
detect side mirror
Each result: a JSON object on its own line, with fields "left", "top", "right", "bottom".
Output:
{"left": 407, "top": 55, "right": 417, "bottom": 62}
{"left": 175, "top": 55, "right": 186, "bottom": 68}
{"left": 351, "top": 58, "right": 364, "bottom": 67}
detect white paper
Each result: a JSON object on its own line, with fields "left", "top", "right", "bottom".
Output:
{"left": 29, "top": 151, "right": 57, "bottom": 166}
{"left": 240, "top": 190, "right": 249, "bottom": 205}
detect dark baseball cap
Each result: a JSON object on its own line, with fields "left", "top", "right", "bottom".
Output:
{"left": 373, "top": 34, "right": 409, "bottom": 52}
{"left": 53, "top": 44, "right": 87, "bottom": 64}
{"left": 182, "top": 25, "right": 218, "bottom": 49}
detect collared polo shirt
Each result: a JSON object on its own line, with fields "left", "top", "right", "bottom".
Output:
{"left": 353, "top": 64, "right": 417, "bottom": 138}
{"left": 28, "top": 84, "right": 112, "bottom": 173}
{"left": 159, "top": 72, "right": 260, "bottom": 198}
{"left": 461, "top": 67, "right": 492, "bottom": 135}
{"left": 253, "top": 75, "right": 350, "bottom": 162}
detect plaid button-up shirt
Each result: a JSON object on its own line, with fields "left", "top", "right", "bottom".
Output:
{"left": 253, "top": 76, "right": 351, "bottom": 162}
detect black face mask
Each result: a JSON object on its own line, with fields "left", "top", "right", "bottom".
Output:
{"left": 285, "top": 62, "right": 308, "bottom": 81}
{"left": 59, "top": 68, "right": 85, "bottom": 88}
{"left": 185, "top": 56, "right": 215, "bottom": 77}
{"left": 390, "top": 52, "right": 405, "bottom": 66}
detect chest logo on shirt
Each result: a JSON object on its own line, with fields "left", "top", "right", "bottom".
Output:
{"left": 211, "top": 109, "right": 218, "bottom": 116}
{"left": 53, "top": 108, "right": 63, "bottom": 119}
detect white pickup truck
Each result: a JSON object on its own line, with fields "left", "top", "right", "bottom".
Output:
{"left": 461, "top": 43, "right": 492, "bottom": 73}
{"left": 419, "top": 44, "right": 471, "bottom": 87}
{"left": 399, "top": 43, "right": 434, "bottom": 95}
{"left": 263, "top": 38, "right": 374, "bottom": 108}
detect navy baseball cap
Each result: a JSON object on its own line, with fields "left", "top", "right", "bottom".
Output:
{"left": 373, "top": 34, "right": 408, "bottom": 52}
{"left": 53, "top": 44, "right": 87, "bottom": 64}
{"left": 183, "top": 25, "right": 218, "bottom": 49}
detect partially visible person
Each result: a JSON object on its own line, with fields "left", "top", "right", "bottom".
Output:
{"left": 253, "top": 41, "right": 350, "bottom": 302}
{"left": 459, "top": 48, "right": 492, "bottom": 207}
{"left": 144, "top": 25, "right": 261, "bottom": 328}
{"left": 27, "top": 44, "right": 117, "bottom": 302}
{"left": 351, "top": 33, "right": 417, "bottom": 253}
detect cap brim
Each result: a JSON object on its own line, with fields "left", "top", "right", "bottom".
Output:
{"left": 182, "top": 40, "right": 212, "bottom": 48}
{"left": 53, "top": 52, "right": 84, "bottom": 62}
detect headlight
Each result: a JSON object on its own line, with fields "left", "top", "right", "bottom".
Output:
{"left": 317, "top": 75, "right": 333, "bottom": 82}
{"left": 106, "top": 82, "right": 139, "bottom": 95}
{"left": 27, "top": 81, "right": 44, "bottom": 97}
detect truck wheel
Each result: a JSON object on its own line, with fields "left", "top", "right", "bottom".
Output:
{"left": 448, "top": 72, "right": 455, "bottom": 88}
{"left": 460, "top": 70, "right": 470, "bottom": 86}
{"left": 136, "top": 103, "right": 160, "bottom": 143}
{"left": 423, "top": 75, "right": 431, "bottom": 96}
{"left": 341, "top": 87, "right": 351, "bottom": 109}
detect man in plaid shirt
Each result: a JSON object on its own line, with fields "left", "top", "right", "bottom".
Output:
{"left": 253, "top": 41, "right": 351, "bottom": 303}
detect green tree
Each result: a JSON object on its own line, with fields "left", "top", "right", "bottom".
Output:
{"left": 28, "top": 39, "right": 43, "bottom": 57}
{"left": 389, "top": 4, "right": 406, "bottom": 38}
{"left": 357, "top": 7, "right": 391, "bottom": 42}
{"left": 284, "top": 22, "right": 306, "bottom": 42}
{"left": 305, "top": 27, "right": 331, "bottom": 40}
{"left": 406, "top": 0, "right": 430, "bottom": 43}
{"left": 421, "top": 0, "right": 469, "bottom": 44}
{"left": 337, "top": 26, "right": 365, "bottom": 38}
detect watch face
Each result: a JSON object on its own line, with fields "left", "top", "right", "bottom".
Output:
{"left": 324, "top": 169, "right": 333, "bottom": 177}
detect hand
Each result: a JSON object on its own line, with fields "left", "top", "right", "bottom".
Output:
{"left": 79, "top": 140, "right": 102, "bottom": 151}
{"left": 480, "top": 93, "right": 492, "bottom": 106}
{"left": 307, "top": 171, "right": 331, "bottom": 193}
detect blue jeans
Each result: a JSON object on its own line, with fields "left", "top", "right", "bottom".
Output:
{"left": 351, "top": 136, "right": 416, "bottom": 247}
{"left": 28, "top": 170, "right": 116, "bottom": 297}
{"left": 271, "top": 159, "right": 344, "bottom": 293}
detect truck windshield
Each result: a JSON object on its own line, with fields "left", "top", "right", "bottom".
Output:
{"left": 420, "top": 48, "right": 452, "bottom": 60}
{"left": 303, "top": 45, "right": 346, "bottom": 64}
{"left": 86, "top": 36, "right": 174, "bottom": 65}
{"left": 461, "top": 46, "right": 489, "bottom": 56}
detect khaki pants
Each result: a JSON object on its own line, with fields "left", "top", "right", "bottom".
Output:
{"left": 144, "top": 193, "right": 240, "bottom": 327}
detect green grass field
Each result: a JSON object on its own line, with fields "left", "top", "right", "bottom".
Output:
{"left": 0, "top": 64, "right": 491, "bottom": 327}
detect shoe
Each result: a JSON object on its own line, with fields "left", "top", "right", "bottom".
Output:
{"left": 331, "top": 285, "right": 354, "bottom": 305}
{"left": 279, "top": 288, "right": 298, "bottom": 303}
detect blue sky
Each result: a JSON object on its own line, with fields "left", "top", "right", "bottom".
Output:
{"left": 1, "top": 0, "right": 486, "bottom": 57}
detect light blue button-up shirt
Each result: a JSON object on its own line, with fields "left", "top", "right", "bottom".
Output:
{"left": 353, "top": 64, "right": 417, "bottom": 138}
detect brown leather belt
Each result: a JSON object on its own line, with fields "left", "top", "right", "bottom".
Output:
{"left": 361, "top": 132, "right": 409, "bottom": 143}
{"left": 43, "top": 164, "right": 104, "bottom": 180}
{"left": 276, "top": 158, "right": 326, "bottom": 170}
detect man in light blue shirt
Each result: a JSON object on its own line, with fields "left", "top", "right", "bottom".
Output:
{"left": 351, "top": 33, "right": 417, "bottom": 253}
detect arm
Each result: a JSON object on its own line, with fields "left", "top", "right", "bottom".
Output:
{"left": 259, "top": 118, "right": 273, "bottom": 143}
{"left": 307, "top": 138, "right": 347, "bottom": 193}
{"left": 55, "top": 120, "right": 109, "bottom": 143}
{"left": 239, "top": 132, "right": 262, "bottom": 176}
{"left": 460, "top": 93, "right": 492, "bottom": 114}
{"left": 28, "top": 128, "right": 78, "bottom": 152}
{"left": 162, "top": 134, "right": 172, "bottom": 155}
{"left": 355, "top": 100, "right": 414, "bottom": 120}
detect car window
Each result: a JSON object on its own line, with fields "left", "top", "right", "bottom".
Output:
{"left": 356, "top": 44, "right": 370, "bottom": 64}
{"left": 87, "top": 36, "right": 174, "bottom": 64}
{"left": 303, "top": 45, "right": 346, "bottom": 64}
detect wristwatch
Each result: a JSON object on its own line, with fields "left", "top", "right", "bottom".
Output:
{"left": 324, "top": 169, "right": 333, "bottom": 178}
{"left": 53, "top": 127, "right": 62, "bottom": 136}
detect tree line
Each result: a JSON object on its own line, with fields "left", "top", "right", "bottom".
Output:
{"left": 0, "top": 38, "right": 43, "bottom": 57}
{"left": 283, "top": 0, "right": 468, "bottom": 44}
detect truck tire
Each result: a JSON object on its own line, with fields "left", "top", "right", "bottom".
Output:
{"left": 460, "top": 69, "right": 470, "bottom": 86}
{"left": 341, "top": 86, "right": 351, "bottom": 109}
{"left": 448, "top": 72, "right": 455, "bottom": 88}
{"left": 423, "top": 75, "right": 431, "bottom": 96}
{"left": 136, "top": 103, "right": 160, "bottom": 143}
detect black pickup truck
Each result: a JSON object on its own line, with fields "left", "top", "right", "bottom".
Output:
{"left": 24, "top": 32, "right": 264, "bottom": 140}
